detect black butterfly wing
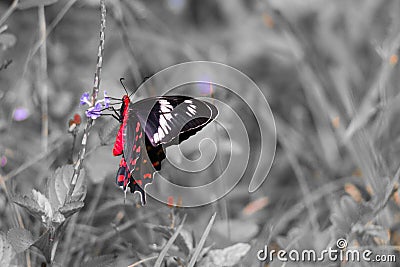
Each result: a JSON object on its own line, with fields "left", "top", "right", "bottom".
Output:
{"left": 123, "top": 107, "right": 168, "bottom": 204}
{"left": 130, "top": 96, "right": 218, "bottom": 147}
{"left": 122, "top": 112, "right": 153, "bottom": 205}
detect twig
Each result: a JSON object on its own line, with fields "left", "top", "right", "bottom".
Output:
{"left": 38, "top": 4, "right": 48, "bottom": 152}
{"left": 65, "top": 0, "right": 106, "bottom": 204}
{"left": 154, "top": 214, "right": 187, "bottom": 267}
{"left": 188, "top": 212, "right": 216, "bottom": 267}
{"left": 29, "top": 0, "right": 78, "bottom": 63}
{"left": 0, "top": 0, "right": 19, "bottom": 27}
{"left": 128, "top": 256, "right": 158, "bottom": 267}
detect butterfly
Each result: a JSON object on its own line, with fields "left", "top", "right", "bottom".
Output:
{"left": 106, "top": 80, "right": 218, "bottom": 205}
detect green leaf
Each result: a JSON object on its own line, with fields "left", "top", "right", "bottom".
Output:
{"left": 7, "top": 228, "right": 34, "bottom": 254}
{"left": 47, "top": 165, "right": 86, "bottom": 212}
{"left": 199, "top": 243, "right": 251, "bottom": 267}
{"left": 59, "top": 201, "right": 84, "bottom": 218}
{"left": 18, "top": 0, "right": 59, "bottom": 10}
{"left": 0, "top": 232, "right": 15, "bottom": 266}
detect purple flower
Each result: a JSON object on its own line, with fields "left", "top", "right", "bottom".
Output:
{"left": 104, "top": 91, "right": 110, "bottom": 108}
{"left": 80, "top": 92, "right": 90, "bottom": 106}
{"left": 13, "top": 107, "right": 30, "bottom": 121}
{"left": 0, "top": 156, "right": 7, "bottom": 167}
{"left": 85, "top": 102, "right": 102, "bottom": 119}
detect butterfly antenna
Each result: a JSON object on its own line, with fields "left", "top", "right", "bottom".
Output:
{"left": 120, "top": 78, "right": 129, "bottom": 95}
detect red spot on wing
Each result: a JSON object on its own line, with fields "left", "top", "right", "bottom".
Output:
{"left": 134, "top": 180, "right": 143, "bottom": 186}
{"left": 120, "top": 158, "right": 127, "bottom": 167}
{"left": 136, "top": 122, "right": 140, "bottom": 133}
{"left": 143, "top": 173, "right": 152, "bottom": 179}
{"left": 136, "top": 146, "right": 141, "bottom": 153}
{"left": 153, "top": 161, "right": 160, "bottom": 167}
{"left": 117, "top": 175, "right": 125, "bottom": 183}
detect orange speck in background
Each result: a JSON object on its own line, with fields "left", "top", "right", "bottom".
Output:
{"left": 332, "top": 116, "right": 340, "bottom": 129}
{"left": 390, "top": 54, "right": 398, "bottom": 65}
{"left": 352, "top": 168, "right": 362, "bottom": 177}
{"left": 242, "top": 197, "right": 269, "bottom": 216}
{"left": 344, "top": 183, "right": 362, "bottom": 203}
{"left": 262, "top": 13, "right": 274, "bottom": 28}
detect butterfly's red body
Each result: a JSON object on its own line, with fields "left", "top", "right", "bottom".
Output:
{"left": 112, "top": 95, "right": 130, "bottom": 156}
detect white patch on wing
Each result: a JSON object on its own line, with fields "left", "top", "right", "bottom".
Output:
{"left": 188, "top": 106, "right": 196, "bottom": 114}
{"left": 159, "top": 99, "right": 173, "bottom": 120}
{"left": 186, "top": 111, "right": 193, "bottom": 117}
{"left": 184, "top": 100, "right": 193, "bottom": 104}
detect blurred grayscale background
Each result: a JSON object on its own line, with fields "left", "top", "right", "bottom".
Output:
{"left": 1, "top": 0, "right": 400, "bottom": 266}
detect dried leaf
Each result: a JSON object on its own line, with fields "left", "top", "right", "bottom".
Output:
{"left": 12, "top": 194, "right": 46, "bottom": 221}
{"left": 199, "top": 243, "right": 251, "bottom": 267}
{"left": 7, "top": 228, "right": 34, "bottom": 253}
{"left": 31, "top": 189, "right": 53, "bottom": 224}
{"left": 0, "top": 232, "right": 15, "bottom": 266}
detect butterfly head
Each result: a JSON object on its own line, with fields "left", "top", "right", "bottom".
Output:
{"left": 122, "top": 95, "right": 130, "bottom": 105}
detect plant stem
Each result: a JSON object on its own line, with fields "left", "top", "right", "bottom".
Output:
{"left": 65, "top": 0, "right": 106, "bottom": 204}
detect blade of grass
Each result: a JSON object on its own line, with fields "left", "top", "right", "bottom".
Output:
{"left": 188, "top": 212, "right": 217, "bottom": 267}
{"left": 38, "top": 4, "right": 48, "bottom": 152}
{"left": 128, "top": 256, "right": 158, "bottom": 267}
{"left": 154, "top": 214, "right": 187, "bottom": 267}
{"left": 29, "top": 0, "right": 78, "bottom": 60}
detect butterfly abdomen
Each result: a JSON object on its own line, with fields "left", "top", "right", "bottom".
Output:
{"left": 112, "top": 96, "right": 131, "bottom": 156}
